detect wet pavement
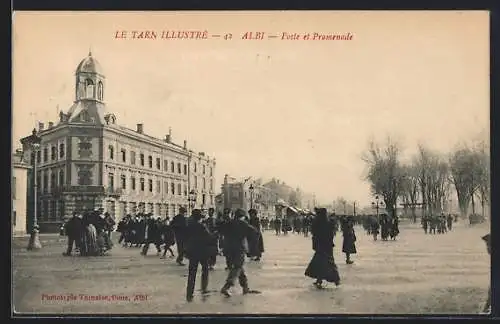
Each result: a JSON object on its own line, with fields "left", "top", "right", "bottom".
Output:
{"left": 12, "top": 220, "right": 490, "bottom": 315}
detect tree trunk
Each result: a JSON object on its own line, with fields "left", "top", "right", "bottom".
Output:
{"left": 471, "top": 192, "right": 476, "bottom": 215}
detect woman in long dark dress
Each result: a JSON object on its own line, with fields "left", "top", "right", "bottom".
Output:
{"left": 305, "top": 208, "right": 340, "bottom": 289}
{"left": 342, "top": 216, "right": 357, "bottom": 264}
{"left": 248, "top": 209, "right": 265, "bottom": 261}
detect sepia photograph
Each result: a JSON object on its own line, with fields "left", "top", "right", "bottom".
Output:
{"left": 11, "top": 11, "right": 490, "bottom": 315}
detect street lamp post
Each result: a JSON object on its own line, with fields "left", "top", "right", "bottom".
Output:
{"left": 371, "top": 195, "right": 385, "bottom": 221}
{"left": 26, "top": 129, "right": 42, "bottom": 250}
{"left": 249, "top": 184, "right": 254, "bottom": 210}
{"left": 188, "top": 189, "right": 197, "bottom": 215}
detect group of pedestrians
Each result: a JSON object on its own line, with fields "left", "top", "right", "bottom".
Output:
{"left": 62, "top": 208, "right": 115, "bottom": 257}
{"left": 183, "top": 207, "right": 263, "bottom": 302}
{"left": 421, "top": 214, "right": 453, "bottom": 234}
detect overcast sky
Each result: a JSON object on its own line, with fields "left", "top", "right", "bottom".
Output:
{"left": 12, "top": 11, "right": 489, "bottom": 206}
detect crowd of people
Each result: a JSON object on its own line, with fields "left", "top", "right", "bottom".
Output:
{"left": 62, "top": 208, "right": 115, "bottom": 257}
{"left": 421, "top": 214, "right": 454, "bottom": 234}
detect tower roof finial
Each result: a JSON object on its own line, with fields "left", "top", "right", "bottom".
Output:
{"left": 88, "top": 46, "right": 92, "bottom": 57}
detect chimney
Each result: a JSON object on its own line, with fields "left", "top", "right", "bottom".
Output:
{"left": 38, "top": 122, "right": 44, "bottom": 131}
{"left": 183, "top": 140, "right": 187, "bottom": 149}
{"left": 136, "top": 123, "right": 143, "bottom": 134}
{"left": 165, "top": 135, "right": 171, "bottom": 143}
{"left": 48, "top": 122, "right": 54, "bottom": 128}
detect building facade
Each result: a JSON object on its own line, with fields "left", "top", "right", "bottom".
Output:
{"left": 222, "top": 175, "right": 278, "bottom": 217}
{"left": 20, "top": 52, "right": 216, "bottom": 232}
{"left": 12, "top": 150, "right": 31, "bottom": 235}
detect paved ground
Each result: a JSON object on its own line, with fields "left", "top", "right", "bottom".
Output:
{"left": 12, "top": 220, "right": 490, "bottom": 315}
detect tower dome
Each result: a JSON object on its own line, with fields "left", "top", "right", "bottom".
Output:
{"left": 75, "top": 51, "right": 104, "bottom": 75}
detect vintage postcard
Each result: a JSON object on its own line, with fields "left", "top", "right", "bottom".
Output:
{"left": 11, "top": 11, "right": 490, "bottom": 315}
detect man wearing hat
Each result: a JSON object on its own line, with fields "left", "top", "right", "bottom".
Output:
{"left": 185, "top": 209, "right": 215, "bottom": 302}
{"left": 220, "top": 208, "right": 261, "bottom": 297}
{"left": 171, "top": 207, "right": 188, "bottom": 266}
{"left": 217, "top": 208, "right": 234, "bottom": 269}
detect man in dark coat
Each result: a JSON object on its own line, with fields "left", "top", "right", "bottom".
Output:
{"left": 171, "top": 207, "right": 188, "bottom": 266}
{"left": 63, "top": 212, "right": 84, "bottom": 256}
{"left": 185, "top": 209, "right": 215, "bottom": 302}
{"left": 220, "top": 208, "right": 261, "bottom": 297}
{"left": 204, "top": 208, "right": 219, "bottom": 270}
{"left": 248, "top": 209, "right": 264, "bottom": 261}
{"left": 218, "top": 209, "right": 234, "bottom": 270}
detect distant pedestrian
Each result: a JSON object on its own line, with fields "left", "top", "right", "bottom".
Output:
{"left": 248, "top": 209, "right": 264, "bottom": 261}
{"left": 341, "top": 216, "right": 357, "bottom": 264}
{"left": 305, "top": 208, "right": 340, "bottom": 289}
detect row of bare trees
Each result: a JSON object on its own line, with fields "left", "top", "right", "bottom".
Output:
{"left": 362, "top": 137, "right": 490, "bottom": 222}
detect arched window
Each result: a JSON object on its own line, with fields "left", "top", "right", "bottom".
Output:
{"left": 97, "top": 81, "right": 103, "bottom": 101}
{"left": 85, "top": 79, "right": 95, "bottom": 98}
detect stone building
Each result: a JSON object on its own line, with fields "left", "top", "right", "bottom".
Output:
{"left": 222, "top": 175, "right": 278, "bottom": 218}
{"left": 20, "top": 52, "right": 216, "bottom": 232}
{"left": 12, "top": 150, "right": 31, "bottom": 235}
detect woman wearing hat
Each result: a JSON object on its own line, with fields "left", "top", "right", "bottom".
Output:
{"left": 305, "top": 208, "right": 340, "bottom": 288}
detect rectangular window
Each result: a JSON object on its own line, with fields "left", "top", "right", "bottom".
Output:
{"left": 43, "top": 148, "right": 48, "bottom": 162}
{"left": 177, "top": 163, "right": 181, "bottom": 174}
{"left": 210, "top": 167, "right": 213, "bottom": 176}
{"left": 184, "top": 184, "right": 187, "bottom": 196}
{"left": 131, "top": 177, "right": 136, "bottom": 190}
{"left": 148, "top": 179, "right": 153, "bottom": 192}
{"left": 194, "top": 163, "right": 197, "bottom": 172}
{"left": 108, "top": 173, "right": 114, "bottom": 189}
{"left": 171, "top": 162, "right": 174, "bottom": 173}
{"left": 59, "top": 143, "right": 65, "bottom": 158}
{"left": 131, "top": 151, "right": 136, "bottom": 165}
{"left": 177, "top": 183, "right": 182, "bottom": 196}
{"left": 148, "top": 156, "right": 153, "bottom": 168}
{"left": 140, "top": 154, "right": 145, "bottom": 166}
{"left": 194, "top": 176, "right": 198, "bottom": 189}
{"left": 140, "top": 178, "right": 145, "bottom": 191}
{"left": 50, "top": 172, "right": 57, "bottom": 189}
{"left": 121, "top": 149, "right": 126, "bottom": 162}
{"left": 164, "top": 181, "right": 168, "bottom": 194}
{"left": 183, "top": 164, "right": 187, "bottom": 175}
{"left": 164, "top": 160, "right": 168, "bottom": 171}
{"left": 59, "top": 169, "right": 64, "bottom": 186}
{"left": 37, "top": 151, "right": 41, "bottom": 163}
{"left": 109, "top": 146, "right": 114, "bottom": 160}
{"left": 156, "top": 158, "right": 161, "bottom": 170}
{"left": 156, "top": 180, "right": 161, "bottom": 193}
{"left": 121, "top": 175, "right": 126, "bottom": 189}
{"left": 51, "top": 146, "right": 57, "bottom": 160}
{"left": 12, "top": 176, "right": 16, "bottom": 200}
{"left": 171, "top": 182, "right": 175, "bottom": 195}
{"left": 203, "top": 178, "right": 206, "bottom": 189}
{"left": 203, "top": 165, "right": 206, "bottom": 175}
{"left": 210, "top": 179, "right": 213, "bottom": 191}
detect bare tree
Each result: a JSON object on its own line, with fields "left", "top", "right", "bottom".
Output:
{"left": 449, "top": 145, "right": 481, "bottom": 217}
{"left": 474, "top": 140, "right": 490, "bottom": 217}
{"left": 400, "top": 164, "right": 420, "bottom": 222}
{"left": 362, "top": 137, "right": 405, "bottom": 219}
